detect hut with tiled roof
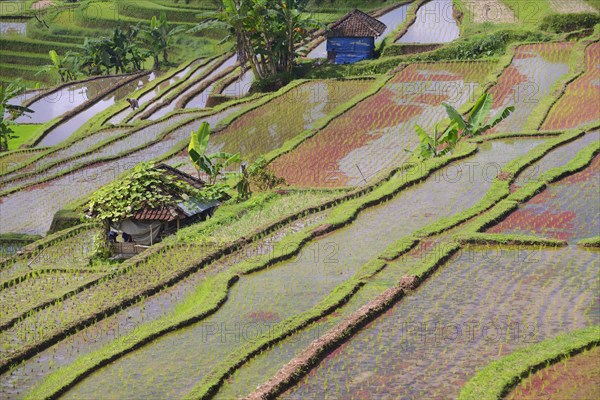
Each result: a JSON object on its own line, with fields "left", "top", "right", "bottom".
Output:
{"left": 88, "top": 163, "right": 225, "bottom": 256}
{"left": 326, "top": 9, "right": 387, "bottom": 64}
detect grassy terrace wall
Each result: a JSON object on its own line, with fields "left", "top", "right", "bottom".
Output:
{"left": 459, "top": 326, "right": 600, "bottom": 400}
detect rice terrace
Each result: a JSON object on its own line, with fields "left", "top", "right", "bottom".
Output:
{"left": 0, "top": 0, "right": 599, "bottom": 399}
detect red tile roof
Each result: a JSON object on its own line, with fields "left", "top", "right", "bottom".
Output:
{"left": 132, "top": 206, "right": 182, "bottom": 222}
{"left": 327, "top": 9, "right": 387, "bottom": 38}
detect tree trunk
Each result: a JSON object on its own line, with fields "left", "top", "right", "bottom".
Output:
{"left": 0, "top": 135, "right": 8, "bottom": 152}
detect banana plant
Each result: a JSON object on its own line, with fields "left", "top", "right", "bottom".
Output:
{"left": 188, "top": 122, "right": 241, "bottom": 184}
{"left": 37, "top": 50, "right": 76, "bottom": 83}
{"left": 409, "top": 122, "right": 458, "bottom": 160}
{"left": 146, "top": 12, "right": 186, "bottom": 69}
{"left": 191, "top": 0, "right": 317, "bottom": 79}
{"left": 442, "top": 93, "right": 514, "bottom": 138}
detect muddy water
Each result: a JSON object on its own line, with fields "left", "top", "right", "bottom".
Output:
{"left": 284, "top": 245, "right": 599, "bottom": 399}
{"left": 516, "top": 130, "right": 600, "bottom": 185}
{"left": 488, "top": 155, "right": 600, "bottom": 243}
{"left": 205, "top": 80, "right": 374, "bottom": 161}
{"left": 307, "top": 4, "right": 411, "bottom": 59}
{"left": 184, "top": 55, "right": 239, "bottom": 109}
{"left": 1, "top": 271, "right": 105, "bottom": 328}
{"left": 213, "top": 236, "right": 451, "bottom": 399}
{"left": 59, "top": 139, "right": 543, "bottom": 399}
{"left": 0, "top": 107, "right": 242, "bottom": 235}
{"left": 37, "top": 73, "right": 157, "bottom": 147}
{"left": 14, "top": 76, "right": 124, "bottom": 124}
{"left": 6, "top": 115, "right": 187, "bottom": 190}
{"left": 108, "top": 60, "right": 203, "bottom": 125}
{"left": 0, "top": 228, "right": 97, "bottom": 283}
{"left": 135, "top": 59, "right": 218, "bottom": 121}
{"left": 375, "top": 4, "right": 411, "bottom": 44}
{"left": 0, "top": 128, "right": 123, "bottom": 185}
{"left": 6, "top": 90, "right": 40, "bottom": 107}
{"left": 149, "top": 56, "right": 238, "bottom": 119}
{"left": 490, "top": 44, "right": 573, "bottom": 133}
{"left": 165, "top": 79, "right": 375, "bottom": 173}
{"left": 221, "top": 70, "right": 255, "bottom": 97}
{"left": 274, "top": 62, "right": 493, "bottom": 187}
{"left": 396, "top": 0, "right": 460, "bottom": 44}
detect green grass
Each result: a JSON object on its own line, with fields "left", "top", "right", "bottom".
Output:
{"left": 577, "top": 236, "right": 600, "bottom": 247}
{"left": 587, "top": 0, "right": 600, "bottom": 11}
{"left": 463, "top": 138, "right": 600, "bottom": 234}
{"left": 6, "top": 124, "right": 44, "bottom": 150}
{"left": 0, "top": 51, "right": 48, "bottom": 66}
{"left": 459, "top": 325, "right": 600, "bottom": 400}
{"left": 455, "top": 232, "right": 568, "bottom": 247}
{"left": 0, "top": 233, "right": 41, "bottom": 244}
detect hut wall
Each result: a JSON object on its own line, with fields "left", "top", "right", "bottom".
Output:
{"left": 326, "top": 37, "right": 375, "bottom": 64}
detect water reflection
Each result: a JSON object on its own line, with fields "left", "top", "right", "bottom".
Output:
{"left": 396, "top": 0, "right": 460, "bottom": 44}
{"left": 0, "top": 21, "right": 26, "bottom": 35}
{"left": 38, "top": 73, "right": 156, "bottom": 146}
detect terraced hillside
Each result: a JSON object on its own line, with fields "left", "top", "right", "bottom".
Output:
{"left": 0, "top": 1, "right": 599, "bottom": 399}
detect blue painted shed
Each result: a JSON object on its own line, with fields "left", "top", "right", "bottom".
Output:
{"left": 326, "top": 9, "right": 387, "bottom": 65}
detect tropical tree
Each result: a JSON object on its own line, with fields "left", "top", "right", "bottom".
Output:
{"left": 123, "top": 23, "right": 148, "bottom": 72}
{"left": 188, "top": 122, "right": 241, "bottom": 184}
{"left": 77, "top": 24, "right": 148, "bottom": 76}
{"left": 78, "top": 37, "right": 113, "bottom": 75}
{"left": 193, "top": 0, "right": 316, "bottom": 80}
{"left": 0, "top": 80, "right": 33, "bottom": 152}
{"left": 145, "top": 12, "right": 185, "bottom": 69}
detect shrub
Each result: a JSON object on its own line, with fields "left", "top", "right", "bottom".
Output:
{"left": 539, "top": 13, "right": 600, "bottom": 33}
{"left": 250, "top": 71, "right": 294, "bottom": 93}
{"left": 418, "top": 30, "right": 550, "bottom": 61}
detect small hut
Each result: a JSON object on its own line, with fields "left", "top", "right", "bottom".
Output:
{"left": 326, "top": 9, "right": 387, "bottom": 64}
{"left": 89, "top": 163, "right": 226, "bottom": 257}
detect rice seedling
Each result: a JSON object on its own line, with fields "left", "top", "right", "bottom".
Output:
{"left": 542, "top": 42, "right": 600, "bottom": 130}
{"left": 271, "top": 61, "right": 495, "bottom": 187}
{"left": 283, "top": 246, "right": 597, "bottom": 399}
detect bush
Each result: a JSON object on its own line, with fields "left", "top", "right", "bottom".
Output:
{"left": 413, "top": 30, "right": 550, "bottom": 61}
{"left": 540, "top": 13, "right": 600, "bottom": 33}
{"left": 250, "top": 71, "right": 294, "bottom": 93}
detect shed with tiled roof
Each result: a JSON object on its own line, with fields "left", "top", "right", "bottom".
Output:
{"left": 326, "top": 9, "right": 387, "bottom": 64}
{"left": 109, "top": 164, "right": 226, "bottom": 255}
